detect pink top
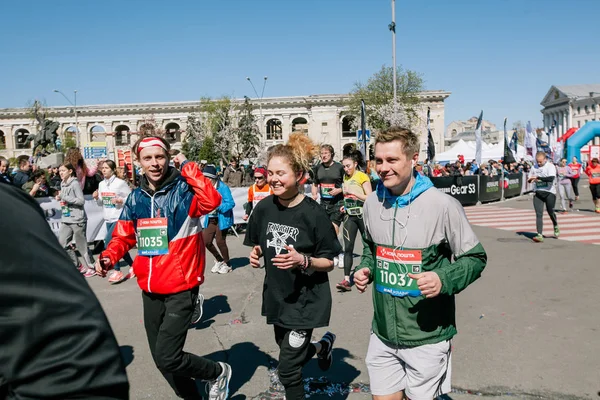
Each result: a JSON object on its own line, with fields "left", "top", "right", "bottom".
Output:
{"left": 76, "top": 163, "right": 98, "bottom": 189}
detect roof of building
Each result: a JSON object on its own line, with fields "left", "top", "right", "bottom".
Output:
{"left": 555, "top": 84, "right": 600, "bottom": 98}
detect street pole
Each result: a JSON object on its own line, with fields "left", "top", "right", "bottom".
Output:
{"left": 246, "top": 76, "right": 268, "bottom": 137}
{"left": 390, "top": 0, "right": 397, "bottom": 117}
{"left": 54, "top": 89, "right": 80, "bottom": 149}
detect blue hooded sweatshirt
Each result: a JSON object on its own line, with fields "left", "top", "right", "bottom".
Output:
{"left": 375, "top": 170, "right": 434, "bottom": 208}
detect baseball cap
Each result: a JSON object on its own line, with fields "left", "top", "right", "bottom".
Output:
{"left": 203, "top": 165, "right": 218, "bottom": 179}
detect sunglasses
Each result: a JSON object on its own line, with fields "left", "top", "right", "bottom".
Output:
{"left": 254, "top": 176, "right": 265, "bottom": 180}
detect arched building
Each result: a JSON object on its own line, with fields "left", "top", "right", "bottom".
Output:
{"left": 0, "top": 91, "right": 450, "bottom": 161}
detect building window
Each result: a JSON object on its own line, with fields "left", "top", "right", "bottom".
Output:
{"left": 164, "top": 122, "right": 181, "bottom": 143}
{"left": 577, "top": 120, "right": 581, "bottom": 128}
{"left": 0, "top": 130, "right": 5, "bottom": 149}
{"left": 291, "top": 117, "right": 308, "bottom": 135}
{"left": 585, "top": 105, "right": 589, "bottom": 114}
{"left": 577, "top": 106, "right": 581, "bottom": 114}
{"left": 341, "top": 116, "right": 356, "bottom": 138}
{"left": 266, "top": 119, "right": 283, "bottom": 140}
{"left": 593, "top": 104, "right": 597, "bottom": 112}
{"left": 15, "top": 129, "right": 30, "bottom": 149}
{"left": 114, "top": 125, "right": 131, "bottom": 146}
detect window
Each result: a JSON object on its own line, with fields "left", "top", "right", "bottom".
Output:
{"left": 15, "top": 129, "right": 30, "bottom": 149}
{"left": 578, "top": 120, "right": 581, "bottom": 128}
{"left": 593, "top": 104, "right": 597, "bottom": 112}
{"left": 321, "top": 122, "right": 328, "bottom": 127}
{"left": 164, "top": 122, "right": 181, "bottom": 143}
{"left": 114, "top": 125, "right": 130, "bottom": 146}
{"left": 577, "top": 106, "right": 581, "bottom": 114}
{"left": 341, "top": 116, "right": 355, "bottom": 138}
{"left": 0, "top": 130, "right": 4, "bottom": 149}
{"left": 585, "top": 105, "right": 589, "bottom": 114}
{"left": 291, "top": 117, "right": 308, "bottom": 134}
{"left": 266, "top": 119, "right": 283, "bottom": 140}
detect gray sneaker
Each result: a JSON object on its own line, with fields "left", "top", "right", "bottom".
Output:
{"left": 190, "top": 293, "right": 205, "bottom": 325}
{"left": 207, "top": 362, "right": 232, "bottom": 400}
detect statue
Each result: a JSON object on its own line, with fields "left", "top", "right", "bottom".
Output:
{"left": 26, "top": 119, "right": 60, "bottom": 157}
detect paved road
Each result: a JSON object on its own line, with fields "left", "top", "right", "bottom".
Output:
{"left": 88, "top": 187, "right": 600, "bottom": 399}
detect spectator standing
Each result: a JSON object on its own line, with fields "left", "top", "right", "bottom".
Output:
{"left": 13, "top": 157, "right": 31, "bottom": 188}
{"left": 0, "top": 157, "right": 12, "bottom": 185}
{"left": 222, "top": 158, "right": 244, "bottom": 187}
{"left": 23, "top": 170, "right": 50, "bottom": 198}
{"left": 243, "top": 166, "right": 273, "bottom": 221}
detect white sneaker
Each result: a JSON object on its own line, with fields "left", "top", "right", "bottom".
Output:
{"left": 217, "top": 263, "right": 232, "bottom": 274}
{"left": 211, "top": 261, "right": 224, "bottom": 273}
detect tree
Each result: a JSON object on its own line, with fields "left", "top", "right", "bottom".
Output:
{"left": 181, "top": 113, "right": 207, "bottom": 162}
{"left": 347, "top": 65, "right": 424, "bottom": 132}
{"left": 231, "top": 96, "right": 261, "bottom": 160}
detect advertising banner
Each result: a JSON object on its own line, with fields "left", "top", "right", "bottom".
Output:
{"left": 504, "top": 173, "right": 523, "bottom": 198}
{"left": 432, "top": 176, "right": 479, "bottom": 206}
{"left": 479, "top": 175, "right": 502, "bottom": 203}
{"left": 37, "top": 195, "right": 106, "bottom": 242}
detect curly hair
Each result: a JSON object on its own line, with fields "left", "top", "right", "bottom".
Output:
{"left": 267, "top": 133, "right": 318, "bottom": 176}
{"left": 65, "top": 148, "right": 88, "bottom": 177}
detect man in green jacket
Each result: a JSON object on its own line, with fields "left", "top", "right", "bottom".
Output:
{"left": 354, "top": 127, "right": 487, "bottom": 400}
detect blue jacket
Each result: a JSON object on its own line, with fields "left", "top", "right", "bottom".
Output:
{"left": 204, "top": 180, "right": 235, "bottom": 230}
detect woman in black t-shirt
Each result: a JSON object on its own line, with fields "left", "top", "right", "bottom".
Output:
{"left": 244, "top": 133, "right": 341, "bottom": 400}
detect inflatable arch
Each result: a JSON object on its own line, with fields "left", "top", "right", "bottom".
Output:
{"left": 566, "top": 121, "right": 600, "bottom": 161}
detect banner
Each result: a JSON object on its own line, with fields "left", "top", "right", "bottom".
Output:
{"left": 504, "top": 173, "right": 523, "bottom": 198}
{"left": 37, "top": 195, "right": 107, "bottom": 242}
{"left": 478, "top": 175, "right": 502, "bottom": 203}
{"left": 431, "top": 176, "right": 479, "bottom": 206}
{"left": 475, "top": 110, "right": 483, "bottom": 164}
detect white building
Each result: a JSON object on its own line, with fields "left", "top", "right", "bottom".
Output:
{"left": 0, "top": 91, "right": 450, "bottom": 162}
{"left": 540, "top": 84, "right": 600, "bottom": 145}
{"left": 445, "top": 117, "right": 497, "bottom": 139}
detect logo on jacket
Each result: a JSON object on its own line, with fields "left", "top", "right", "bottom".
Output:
{"left": 266, "top": 222, "right": 299, "bottom": 255}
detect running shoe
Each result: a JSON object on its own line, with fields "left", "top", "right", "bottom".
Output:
{"left": 554, "top": 226, "right": 560, "bottom": 238}
{"left": 217, "top": 263, "right": 232, "bottom": 274}
{"left": 569, "top": 201, "right": 574, "bottom": 210}
{"left": 108, "top": 270, "right": 126, "bottom": 284}
{"left": 191, "top": 293, "right": 205, "bottom": 325}
{"left": 207, "top": 362, "right": 232, "bottom": 400}
{"left": 83, "top": 268, "right": 97, "bottom": 278}
{"left": 336, "top": 279, "right": 352, "bottom": 292}
{"left": 596, "top": 208, "right": 600, "bottom": 214}
{"left": 317, "top": 331, "right": 336, "bottom": 371}
{"left": 77, "top": 264, "right": 87, "bottom": 273}
{"left": 125, "top": 268, "right": 136, "bottom": 280}
{"left": 532, "top": 234, "right": 544, "bottom": 243}
{"left": 211, "top": 261, "right": 224, "bottom": 273}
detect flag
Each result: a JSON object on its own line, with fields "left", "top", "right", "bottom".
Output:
{"left": 511, "top": 131, "right": 518, "bottom": 154}
{"left": 474, "top": 110, "right": 483, "bottom": 164}
{"left": 503, "top": 118, "right": 516, "bottom": 164}
{"left": 426, "top": 107, "right": 435, "bottom": 161}
{"left": 524, "top": 120, "right": 537, "bottom": 159}
{"left": 360, "top": 99, "right": 367, "bottom": 160}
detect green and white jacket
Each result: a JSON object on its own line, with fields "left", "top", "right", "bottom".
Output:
{"left": 358, "top": 173, "right": 487, "bottom": 347}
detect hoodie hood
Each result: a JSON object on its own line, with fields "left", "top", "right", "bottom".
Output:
{"left": 62, "top": 176, "right": 78, "bottom": 187}
{"left": 376, "top": 170, "right": 434, "bottom": 208}
{"left": 141, "top": 166, "right": 181, "bottom": 195}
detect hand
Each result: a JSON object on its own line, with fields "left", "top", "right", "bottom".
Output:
{"left": 95, "top": 257, "right": 112, "bottom": 277}
{"left": 32, "top": 182, "right": 41, "bottom": 192}
{"left": 329, "top": 187, "right": 342, "bottom": 196}
{"left": 243, "top": 214, "right": 249, "bottom": 221}
{"left": 92, "top": 190, "right": 99, "bottom": 199}
{"left": 312, "top": 193, "right": 318, "bottom": 201}
{"left": 353, "top": 267, "right": 371, "bottom": 293}
{"left": 112, "top": 197, "right": 123, "bottom": 205}
{"left": 173, "top": 153, "right": 187, "bottom": 165}
{"left": 249, "top": 245, "right": 263, "bottom": 268}
{"left": 408, "top": 271, "right": 442, "bottom": 299}
{"left": 55, "top": 192, "right": 61, "bottom": 201}
{"left": 271, "top": 245, "right": 303, "bottom": 270}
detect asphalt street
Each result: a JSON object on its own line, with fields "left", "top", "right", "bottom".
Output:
{"left": 88, "top": 184, "right": 600, "bottom": 400}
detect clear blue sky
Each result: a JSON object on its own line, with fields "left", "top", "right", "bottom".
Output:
{"left": 1, "top": 0, "right": 599, "bottom": 130}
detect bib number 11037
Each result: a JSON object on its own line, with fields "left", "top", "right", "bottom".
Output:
{"left": 374, "top": 247, "right": 422, "bottom": 297}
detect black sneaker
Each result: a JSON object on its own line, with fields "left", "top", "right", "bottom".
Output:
{"left": 191, "top": 293, "right": 205, "bottom": 325}
{"left": 317, "top": 331, "right": 336, "bottom": 371}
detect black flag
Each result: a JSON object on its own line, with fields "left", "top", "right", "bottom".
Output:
{"left": 427, "top": 107, "right": 435, "bottom": 161}
{"left": 503, "top": 118, "right": 516, "bottom": 164}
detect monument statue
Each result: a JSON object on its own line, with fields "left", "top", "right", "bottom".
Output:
{"left": 26, "top": 119, "right": 60, "bottom": 156}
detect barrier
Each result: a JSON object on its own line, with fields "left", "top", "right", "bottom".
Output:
{"left": 37, "top": 196, "right": 107, "bottom": 242}
{"left": 478, "top": 175, "right": 502, "bottom": 203}
{"left": 504, "top": 173, "right": 523, "bottom": 198}
{"left": 431, "top": 176, "right": 479, "bottom": 206}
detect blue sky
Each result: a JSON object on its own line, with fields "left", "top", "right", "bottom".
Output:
{"left": 1, "top": 0, "right": 599, "bottom": 130}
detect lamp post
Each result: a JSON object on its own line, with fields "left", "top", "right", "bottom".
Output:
{"left": 54, "top": 89, "right": 79, "bottom": 149}
{"left": 389, "top": 0, "right": 397, "bottom": 116}
{"left": 246, "top": 76, "right": 268, "bottom": 136}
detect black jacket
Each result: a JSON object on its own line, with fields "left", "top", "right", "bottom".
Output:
{"left": 0, "top": 184, "right": 129, "bottom": 399}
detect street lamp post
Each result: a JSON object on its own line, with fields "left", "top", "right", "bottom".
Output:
{"left": 246, "top": 76, "right": 268, "bottom": 136}
{"left": 389, "top": 0, "right": 397, "bottom": 116}
{"left": 54, "top": 89, "right": 79, "bottom": 149}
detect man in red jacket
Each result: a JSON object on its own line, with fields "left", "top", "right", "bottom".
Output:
{"left": 96, "top": 136, "right": 232, "bottom": 400}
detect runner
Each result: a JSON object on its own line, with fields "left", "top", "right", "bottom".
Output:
{"left": 353, "top": 126, "right": 487, "bottom": 400}
{"left": 584, "top": 157, "right": 600, "bottom": 213}
{"left": 93, "top": 159, "right": 135, "bottom": 284}
{"left": 568, "top": 156, "right": 582, "bottom": 200}
{"left": 527, "top": 152, "right": 559, "bottom": 242}
{"left": 95, "top": 136, "right": 232, "bottom": 400}
{"left": 556, "top": 158, "right": 575, "bottom": 213}
{"left": 245, "top": 133, "right": 340, "bottom": 400}
{"left": 56, "top": 162, "right": 96, "bottom": 277}
{"left": 336, "top": 150, "right": 372, "bottom": 292}
{"left": 311, "top": 144, "right": 345, "bottom": 267}
{"left": 243, "top": 166, "right": 273, "bottom": 221}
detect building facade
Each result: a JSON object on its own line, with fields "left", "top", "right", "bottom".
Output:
{"left": 0, "top": 91, "right": 450, "bottom": 162}
{"left": 540, "top": 84, "right": 600, "bottom": 145}
{"left": 445, "top": 117, "right": 498, "bottom": 139}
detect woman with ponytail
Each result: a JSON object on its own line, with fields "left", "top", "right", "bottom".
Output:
{"left": 244, "top": 133, "right": 341, "bottom": 400}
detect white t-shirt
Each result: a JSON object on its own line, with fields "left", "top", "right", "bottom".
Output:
{"left": 97, "top": 176, "right": 132, "bottom": 222}
{"left": 531, "top": 162, "right": 557, "bottom": 194}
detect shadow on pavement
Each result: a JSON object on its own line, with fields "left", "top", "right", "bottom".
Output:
{"left": 516, "top": 231, "right": 536, "bottom": 240}
{"left": 190, "top": 294, "right": 232, "bottom": 330}
{"left": 119, "top": 345, "right": 134, "bottom": 367}
{"left": 230, "top": 256, "right": 250, "bottom": 270}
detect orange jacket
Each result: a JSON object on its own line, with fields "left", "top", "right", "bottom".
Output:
{"left": 585, "top": 164, "right": 600, "bottom": 184}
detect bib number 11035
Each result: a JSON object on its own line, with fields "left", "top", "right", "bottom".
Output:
{"left": 137, "top": 218, "right": 169, "bottom": 256}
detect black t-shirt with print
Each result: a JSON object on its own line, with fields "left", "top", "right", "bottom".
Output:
{"left": 244, "top": 195, "right": 341, "bottom": 329}
{"left": 314, "top": 162, "right": 344, "bottom": 204}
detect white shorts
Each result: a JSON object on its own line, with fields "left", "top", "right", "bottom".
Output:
{"left": 365, "top": 333, "right": 452, "bottom": 400}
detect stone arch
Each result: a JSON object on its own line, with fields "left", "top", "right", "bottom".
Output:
{"left": 341, "top": 115, "right": 356, "bottom": 138}
{"left": 15, "top": 128, "right": 30, "bottom": 149}
{"left": 0, "top": 130, "right": 5, "bottom": 149}
{"left": 139, "top": 123, "right": 155, "bottom": 136}
{"left": 266, "top": 118, "right": 282, "bottom": 140}
{"left": 90, "top": 125, "right": 106, "bottom": 142}
{"left": 114, "top": 125, "right": 131, "bottom": 146}
{"left": 291, "top": 117, "right": 308, "bottom": 134}
{"left": 164, "top": 122, "right": 181, "bottom": 143}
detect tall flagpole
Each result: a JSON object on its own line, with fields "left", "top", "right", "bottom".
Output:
{"left": 390, "top": 0, "right": 397, "bottom": 118}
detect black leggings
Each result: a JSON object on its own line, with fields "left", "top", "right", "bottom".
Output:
{"left": 274, "top": 325, "right": 318, "bottom": 400}
{"left": 533, "top": 191, "right": 558, "bottom": 234}
{"left": 568, "top": 176, "right": 580, "bottom": 197}
{"left": 342, "top": 215, "right": 365, "bottom": 276}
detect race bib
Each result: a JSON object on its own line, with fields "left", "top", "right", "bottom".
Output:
{"left": 592, "top": 172, "right": 600, "bottom": 178}
{"left": 252, "top": 191, "right": 270, "bottom": 207}
{"left": 536, "top": 180, "right": 550, "bottom": 189}
{"left": 102, "top": 192, "right": 116, "bottom": 208}
{"left": 60, "top": 201, "right": 70, "bottom": 217}
{"left": 320, "top": 183, "right": 336, "bottom": 199}
{"left": 344, "top": 197, "right": 364, "bottom": 216}
{"left": 136, "top": 218, "right": 169, "bottom": 256}
{"left": 375, "top": 246, "right": 422, "bottom": 297}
